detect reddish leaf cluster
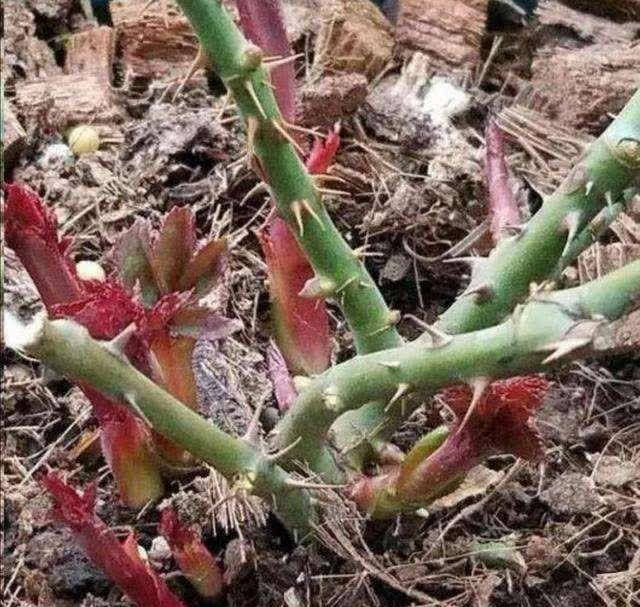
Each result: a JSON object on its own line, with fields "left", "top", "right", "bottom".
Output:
{"left": 159, "top": 508, "right": 224, "bottom": 599}
{"left": 41, "top": 474, "right": 187, "bottom": 607}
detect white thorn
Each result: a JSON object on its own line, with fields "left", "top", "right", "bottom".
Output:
{"left": 335, "top": 276, "right": 357, "bottom": 294}
{"left": 323, "top": 385, "right": 342, "bottom": 411}
{"left": 270, "top": 118, "right": 305, "bottom": 156}
{"left": 301, "top": 199, "right": 324, "bottom": 230}
{"left": 585, "top": 181, "right": 594, "bottom": 196}
{"left": 243, "top": 80, "right": 266, "bottom": 119}
{"left": 298, "top": 276, "right": 336, "bottom": 299}
{"left": 384, "top": 383, "right": 411, "bottom": 412}
{"left": 291, "top": 200, "right": 304, "bottom": 236}
{"left": 123, "top": 392, "right": 152, "bottom": 426}
{"left": 106, "top": 323, "right": 137, "bottom": 358}
{"left": 561, "top": 210, "right": 582, "bottom": 258}
{"left": 455, "top": 376, "right": 490, "bottom": 434}
{"left": 605, "top": 191, "right": 614, "bottom": 209}
{"left": 265, "top": 437, "right": 302, "bottom": 463}
{"left": 538, "top": 337, "right": 592, "bottom": 364}
{"left": 377, "top": 361, "right": 401, "bottom": 370}
{"left": 421, "top": 324, "right": 453, "bottom": 348}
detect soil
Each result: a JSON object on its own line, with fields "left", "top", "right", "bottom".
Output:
{"left": 2, "top": 1, "right": 640, "bottom": 606}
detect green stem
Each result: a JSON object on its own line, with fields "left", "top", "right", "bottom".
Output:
{"left": 330, "top": 89, "right": 640, "bottom": 461}
{"left": 276, "top": 260, "right": 640, "bottom": 478}
{"left": 175, "top": 0, "right": 405, "bottom": 477}
{"left": 18, "top": 317, "right": 313, "bottom": 539}
{"left": 175, "top": 0, "right": 401, "bottom": 353}
{"left": 439, "top": 88, "right": 640, "bottom": 333}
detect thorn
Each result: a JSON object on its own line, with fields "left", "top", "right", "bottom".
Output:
{"left": 243, "top": 80, "right": 266, "bottom": 119}
{"left": 359, "top": 281, "right": 373, "bottom": 289}
{"left": 122, "top": 393, "right": 152, "bottom": 426}
{"left": 421, "top": 324, "right": 453, "bottom": 348}
{"left": 265, "top": 437, "right": 302, "bottom": 463}
{"left": 323, "top": 385, "right": 343, "bottom": 412}
{"left": 561, "top": 210, "right": 582, "bottom": 258}
{"left": 387, "top": 310, "right": 401, "bottom": 326}
{"left": 462, "top": 282, "right": 494, "bottom": 304}
{"left": 283, "top": 478, "right": 346, "bottom": 490}
{"left": 292, "top": 375, "right": 313, "bottom": 392}
{"left": 291, "top": 200, "right": 305, "bottom": 236}
{"left": 301, "top": 199, "right": 324, "bottom": 230}
{"left": 242, "top": 400, "right": 267, "bottom": 444}
{"left": 538, "top": 337, "right": 592, "bottom": 364}
{"left": 442, "top": 256, "right": 485, "bottom": 267}
{"left": 585, "top": 180, "right": 594, "bottom": 196}
{"left": 377, "top": 361, "right": 401, "bottom": 370}
{"left": 385, "top": 383, "right": 411, "bottom": 412}
{"left": 298, "top": 276, "right": 336, "bottom": 298}
{"left": 263, "top": 52, "right": 304, "bottom": 70}
{"left": 105, "top": 323, "right": 137, "bottom": 358}
{"left": 312, "top": 173, "right": 350, "bottom": 186}
{"left": 455, "top": 376, "right": 490, "bottom": 435}
{"left": 270, "top": 118, "right": 305, "bottom": 156}
{"left": 240, "top": 181, "right": 269, "bottom": 205}
{"left": 335, "top": 276, "right": 357, "bottom": 294}
{"left": 605, "top": 190, "right": 614, "bottom": 209}
{"left": 316, "top": 186, "right": 350, "bottom": 197}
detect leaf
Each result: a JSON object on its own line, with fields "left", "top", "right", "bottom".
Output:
{"left": 259, "top": 216, "right": 331, "bottom": 375}
{"left": 150, "top": 207, "right": 197, "bottom": 295}
{"left": 41, "top": 474, "right": 187, "bottom": 607}
{"left": 4, "top": 183, "right": 83, "bottom": 310}
{"left": 159, "top": 508, "right": 224, "bottom": 599}
{"left": 177, "top": 237, "right": 227, "bottom": 295}
{"left": 170, "top": 307, "right": 243, "bottom": 340}
{"left": 111, "top": 219, "right": 159, "bottom": 306}
{"left": 471, "top": 536, "right": 527, "bottom": 576}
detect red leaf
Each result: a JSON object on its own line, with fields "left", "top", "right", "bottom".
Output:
{"left": 84, "top": 386, "right": 165, "bottom": 507}
{"left": 485, "top": 120, "right": 522, "bottom": 244}
{"left": 150, "top": 207, "right": 197, "bottom": 295}
{"left": 41, "top": 474, "right": 187, "bottom": 607}
{"left": 236, "top": 0, "right": 296, "bottom": 122}
{"left": 111, "top": 218, "right": 159, "bottom": 305}
{"left": 159, "top": 508, "right": 224, "bottom": 599}
{"left": 4, "top": 183, "right": 82, "bottom": 310}
{"left": 259, "top": 216, "right": 331, "bottom": 375}
{"left": 176, "top": 237, "right": 227, "bottom": 295}
{"left": 305, "top": 125, "right": 341, "bottom": 175}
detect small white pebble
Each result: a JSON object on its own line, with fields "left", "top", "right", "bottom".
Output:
{"left": 76, "top": 260, "right": 106, "bottom": 282}
{"left": 67, "top": 124, "right": 100, "bottom": 155}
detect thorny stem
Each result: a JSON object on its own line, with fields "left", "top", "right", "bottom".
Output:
{"left": 275, "top": 261, "right": 640, "bottom": 479}
{"left": 15, "top": 317, "right": 313, "bottom": 538}
{"left": 175, "top": 0, "right": 402, "bottom": 354}
{"left": 439, "top": 87, "right": 640, "bottom": 333}
{"left": 327, "top": 88, "right": 640, "bottom": 466}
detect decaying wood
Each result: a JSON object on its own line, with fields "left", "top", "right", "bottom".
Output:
{"left": 297, "top": 73, "right": 368, "bottom": 128}
{"left": 314, "top": 0, "right": 393, "bottom": 80}
{"left": 14, "top": 26, "right": 121, "bottom": 128}
{"left": 395, "top": 0, "right": 488, "bottom": 69}
{"left": 64, "top": 25, "right": 115, "bottom": 76}
{"left": 110, "top": 0, "right": 201, "bottom": 91}
{"left": 3, "top": 102, "right": 27, "bottom": 171}
{"left": 558, "top": 0, "right": 640, "bottom": 22}
{"left": 537, "top": 1, "right": 639, "bottom": 47}
{"left": 531, "top": 42, "right": 639, "bottom": 131}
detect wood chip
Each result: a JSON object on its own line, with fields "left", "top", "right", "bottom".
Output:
{"left": 395, "top": 0, "right": 488, "bottom": 69}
